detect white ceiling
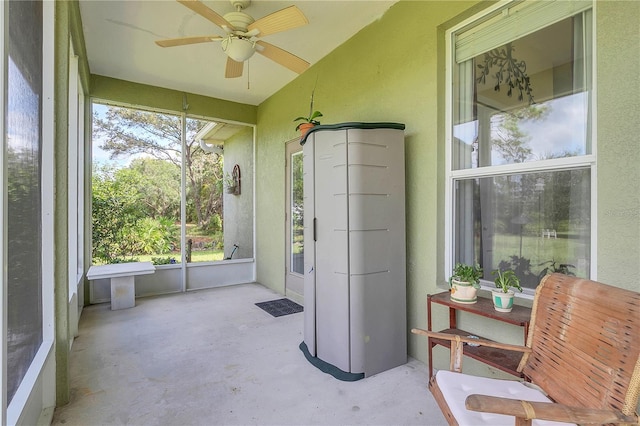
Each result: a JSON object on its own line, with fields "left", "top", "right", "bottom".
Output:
{"left": 79, "top": 1, "right": 397, "bottom": 106}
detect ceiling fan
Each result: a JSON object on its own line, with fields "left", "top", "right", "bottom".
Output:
{"left": 155, "top": 0, "right": 310, "bottom": 78}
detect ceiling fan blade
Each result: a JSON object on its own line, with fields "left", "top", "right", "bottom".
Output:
{"left": 247, "top": 5, "right": 308, "bottom": 37}
{"left": 155, "top": 35, "right": 222, "bottom": 48}
{"left": 225, "top": 57, "right": 244, "bottom": 78}
{"left": 177, "top": 0, "right": 236, "bottom": 31}
{"left": 255, "top": 40, "right": 309, "bottom": 74}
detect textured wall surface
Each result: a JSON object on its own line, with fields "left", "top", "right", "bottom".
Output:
{"left": 255, "top": 0, "right": 640, "bottom": 367}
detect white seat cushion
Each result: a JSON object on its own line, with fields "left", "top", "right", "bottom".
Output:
{"left": 435, "top": 370, "right": 573, "bottom": 426}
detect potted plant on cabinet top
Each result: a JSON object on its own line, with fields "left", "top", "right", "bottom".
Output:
{"left": 294, "top": 110, "right": 322, "bottom": 137}
{"left": 449, "top": 263, "right": 483, "bottom": 304}
{"left": 491, "top": 269, "right": 523, "bottom": 312}
{"left": 294, "top": 85, "right": 322, "bottom": 137}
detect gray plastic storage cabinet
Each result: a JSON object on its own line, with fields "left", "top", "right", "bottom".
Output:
{"left": 300, "top": 123, "right": 407, "bottom": 380}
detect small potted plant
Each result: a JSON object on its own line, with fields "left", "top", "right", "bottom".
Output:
{"left": 491, "top": 269, "right": 523, "bottom": 312}
{"left": 449, "top": 262, "right": 483, "bottom": 304}
{"left": 294, "top": 86, "right": 322, "bottom": 137}
{"left": 294, "top": 110, "right": 322, "bottom": 136}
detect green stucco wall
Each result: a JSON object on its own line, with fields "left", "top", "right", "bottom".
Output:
{"left": 90, "top": 75, "right": 257, "bottom": 124}
{"left": 223, "top": 126, "right": 255, "bottom": 260}
{"left": 255, "top": 1, "right": 480, "bottom": 363}
{"left": 255, "top": 0, "right": 640, "bottom": 369}
{"left": 595, "top": 0, "right": 640, "bottom": 287}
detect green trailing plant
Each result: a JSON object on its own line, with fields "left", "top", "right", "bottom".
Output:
{"left": 476, "top": 42, "right": 534, "bottom": 105}
{"left": 449, "top": 263, "right": 483, "bottom": 289}
{"left": 492, "top": 269, "right": 523, "bottom": 293}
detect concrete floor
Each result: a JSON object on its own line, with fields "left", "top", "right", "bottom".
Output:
{"left": 52, "top": 283, "right": 447, "bottom": 426}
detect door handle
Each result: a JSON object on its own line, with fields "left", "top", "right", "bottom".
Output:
{"left": 313, "top": 218, "right": 317, "bottom": 242}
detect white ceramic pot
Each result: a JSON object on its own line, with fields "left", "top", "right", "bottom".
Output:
{"left": 491, "top": 290, "right": 515, "bottom": 312}
{"left": 450, "top": 279, "right": 478, "bottom": 304}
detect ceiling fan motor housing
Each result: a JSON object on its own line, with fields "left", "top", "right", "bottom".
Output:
{"left": 223, "top": 11, "right": 254, "bottom": 32}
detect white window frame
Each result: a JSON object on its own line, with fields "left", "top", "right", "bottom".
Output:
{"left": 444, "top": 0, "right": 598, "bottom": 296}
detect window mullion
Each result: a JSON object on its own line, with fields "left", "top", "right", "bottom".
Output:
{"left": 450, "top": 155, "right": 595, "bottom": 180}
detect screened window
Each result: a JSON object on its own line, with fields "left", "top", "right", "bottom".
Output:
{"left": 91, "top": 103, "right": 254, "bottom": 267}
{"left": 7, "top": 0, "right": 44, "bottom": 404}
{"left": 447, "top": 1, "right": 594, "bottom": 289}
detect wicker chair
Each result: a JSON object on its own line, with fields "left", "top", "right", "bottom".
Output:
{"left": 412, "top": 273, "right": 640, "bottom": 425}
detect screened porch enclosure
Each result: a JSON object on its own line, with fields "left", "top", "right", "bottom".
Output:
{"left": 90, "top": 102, "right": 256, "bottom": 300}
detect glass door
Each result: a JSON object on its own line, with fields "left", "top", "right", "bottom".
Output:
{"left": 285, "top": 140, "right": 304, "bottom": 302}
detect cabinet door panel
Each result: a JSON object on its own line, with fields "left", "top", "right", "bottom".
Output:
{"left": 349, "top": 230, "right": 391, "bottom": 275}
{"left": 349, "top": 194, "right": 391, "bottom": 230}
{"left": 314, "top": 130, "right": 350, "bottom": 372}
{"left": 349, "top": 164, "right": 391, "bottom": 194}
{"left": 350, "top": 271, "right": 407, "bottom": 376}
{"left": 303, "top": 138, "right": 316, "bottom": 354}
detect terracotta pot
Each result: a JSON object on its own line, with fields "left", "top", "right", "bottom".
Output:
{"left": 491, "top": 290, "right": 515, "bottom": 312}
{"left": 298, "top": 122, "right": 315, "bottom": 138}
{"left": 450, "top": 279, "right": 478, "bottom": 304}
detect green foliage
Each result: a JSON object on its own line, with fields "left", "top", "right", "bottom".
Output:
{"left": 92, "top": 165, "right": 146, "bottom": 263}
{"left": 131, "top": 217, "right": 179, "bottom": 255}
{"left": 93, "top": 105, "right": 223, "bottom": 228}
{"left": 450, "top": 263, "right": 483, "bottom": 289}
{"left": 92, "top": 105, "right": 227, "bottom": 265}
{"left": 109, "top": 257, "right": 140, "bottom": 264}
{"left": 128, "top": 158, "right": 180, "bottom": 219}
{"left": 492, "top": 269, "right": 522, "bottom": 293}
{"left": 202, "top": 214, "right": 222, "bottom": 233}
{"left": 292, "top": 152, "right": 304, "bottom": 230}
{"left": 294, "top": 110, "right": 323, "bottom": 130}
{"left": 151, "top": 256, "right": 176, "bottom": 265}
{"left": 92, "top": 164, "right": 181, "bottom": 263}
{"left": 294, "top": 85, "right": 322, "bottom": 131}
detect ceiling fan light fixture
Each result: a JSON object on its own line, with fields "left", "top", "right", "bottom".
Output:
{"left": 221, "top": 36, "right": 255, "bottom": 62}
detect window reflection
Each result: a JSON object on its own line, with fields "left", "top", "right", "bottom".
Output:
{"left": 291, "top": 151, "right": 304, "bottom": 275}
{"left": 453, "top": 16, "right": 591, "bottom": 171}
{"left": 454, "top": 170, "right": 591, "bottom": 288}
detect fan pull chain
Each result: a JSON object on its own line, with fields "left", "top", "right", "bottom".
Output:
{"left": 247, "top": 60, "right": 250, "bottom": 90}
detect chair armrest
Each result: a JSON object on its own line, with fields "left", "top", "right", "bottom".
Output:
{"left": 411, "top": 328, "right": 531, "bottom": 353}
{"left": 466, "top": 394, "right": 639, "bottom": 425}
